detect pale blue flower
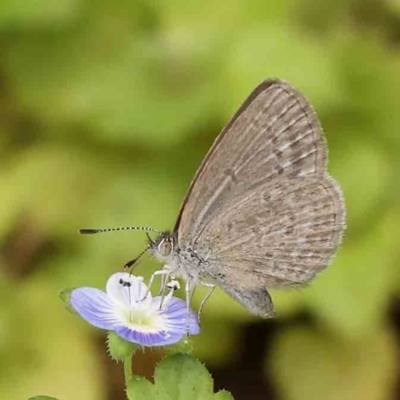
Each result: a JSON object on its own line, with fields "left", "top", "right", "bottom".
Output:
{"left": 70, "top": 272, "right": 199, "bottom": 346}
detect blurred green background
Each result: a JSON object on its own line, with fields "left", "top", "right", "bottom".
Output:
{"left": 1, "top": 0, "right": 400, "bottom": 399}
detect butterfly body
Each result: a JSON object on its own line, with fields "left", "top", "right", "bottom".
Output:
{"left": 148, "top": 232, "right": 212, "bottom": 285}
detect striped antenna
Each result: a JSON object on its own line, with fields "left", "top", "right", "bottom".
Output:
{"left": 125, "top": 246, "right": 149, "bottom": 269}
{"left": 79, "top": 226, "right": 160, "bottom": 235}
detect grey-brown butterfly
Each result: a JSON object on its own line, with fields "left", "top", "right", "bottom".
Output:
{"left": 80, "top": 79, "right": 346, "bottom": 319}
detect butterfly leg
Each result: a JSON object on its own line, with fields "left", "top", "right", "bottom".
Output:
{"left": 185, "top": 279, "right": 197, "bottom": 335}
{"left": 158, "top": 272, "right": 174, "bottom": 309}
{"left": 197, "top": 283, "right": 216, "bottom": 325}
{"left": 158, "top": 271, "right": 175, "bottom": 296}
{"left": 140, "top": 269, "right": 170, "bottom": 302}
{"left": 148, "top": 269, "right": 168, "bottom": 291}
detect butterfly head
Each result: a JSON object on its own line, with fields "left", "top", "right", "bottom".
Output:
{"left": 147, "top": 231, "right": 177, "bottom": 264}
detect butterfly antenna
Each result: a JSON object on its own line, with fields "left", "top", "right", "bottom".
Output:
{"left": 125, "top": 246, "right": 149, "bottom": 270}
{"left": 79, "top": 226, "right": 161, "bottom": 235}
{"left": 146, "top": 232, "right": 155, "bottom": 246}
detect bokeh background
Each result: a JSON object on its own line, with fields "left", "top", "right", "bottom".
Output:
{"left": 1, "top": 0, "right": 400, "bottom": 399}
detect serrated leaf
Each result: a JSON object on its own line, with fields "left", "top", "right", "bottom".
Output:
{"left": 126, "top": 376, "right": 156, "bottom": 400}
{"left": 213, "top": 390, "right": 235, "bottom": 400}
{"left": 155, "top": 353, "right": 213, "bottom": 400}
{"left": 127, "top": 354, "right": 234, "bottom": 400}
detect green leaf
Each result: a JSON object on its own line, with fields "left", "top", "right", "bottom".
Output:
{"left": 154, "top": 353, "right": 213, "bottom": 399}
{"left": 126, "top": 377, "right": 157, "bottom": 400}
{"left": 107, "top": 331, "right": 140, "bottom": 361}
{"left": 213, "top": 390, "right": 235, "bottom": 400}
{"left": 126, "top": 354, "right": 234, "bottom": 400}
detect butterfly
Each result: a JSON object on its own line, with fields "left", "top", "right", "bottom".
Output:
{"left": 81, "top": 79, "right": 346, "bottom": 319}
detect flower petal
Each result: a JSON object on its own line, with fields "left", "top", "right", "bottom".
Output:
{"left": 70, "top": 288, "right": 119, "bottom": 330}
{"left": 114, "top": 325, "right": 184, "bottom": 347}
{"left": 106, "top": 272, "right": 152, "bottom": 308}
{"left": 154, "top": 296, "right": 200, "bottom": 336}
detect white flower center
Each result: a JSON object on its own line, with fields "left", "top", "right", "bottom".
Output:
{"left": 116, "top": 304, "right": 166, "bottom": 334}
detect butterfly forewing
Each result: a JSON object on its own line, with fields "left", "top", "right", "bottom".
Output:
{"left": 176, "top": 80, "right": 329, "bottom": 244}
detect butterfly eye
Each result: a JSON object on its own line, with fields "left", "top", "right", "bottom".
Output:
{"left": 158, "top": 239, "right": 172, "bottom": 257}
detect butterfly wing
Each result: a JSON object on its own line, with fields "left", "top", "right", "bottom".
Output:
{"left": 176, "top": 79, "right": 329, "bottom": 243}
{"left": 197, "top": 175, "right": 344, "bottom": 316}
{"left": 175, "top": 79, "right": 345, "bottom": 316}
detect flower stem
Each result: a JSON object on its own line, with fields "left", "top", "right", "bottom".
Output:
{"left": 124, "top": 355, "right": 133, "bottom": 385}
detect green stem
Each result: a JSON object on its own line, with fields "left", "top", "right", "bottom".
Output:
{"left": 124, "top": 355, "right": 133, "bottom": 385}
